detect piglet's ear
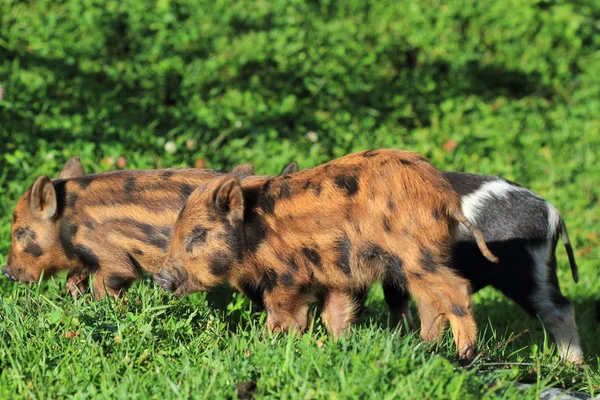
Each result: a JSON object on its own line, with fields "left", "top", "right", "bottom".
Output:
{"left": 30, "top": 176, "right": 57, "bottom": 220}
{"left": 231, "top": 163, "right": 254, "bottom": 177}
{"left": 215, "top": 178, "right": 244, "bottom": 224}
{"left": 280, "top": 161, "right": 299, "bottom": 176}
{"left": 57, "top": 156, "right": 85, "bottom": 179}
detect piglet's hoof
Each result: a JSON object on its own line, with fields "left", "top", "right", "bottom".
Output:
{"left": 458, "top": 344, "right": 477, "bottom": 362}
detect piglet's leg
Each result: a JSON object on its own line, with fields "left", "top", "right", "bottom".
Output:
{"left": 382, "top": 282, "right": 415, "bottom": 331}
{"left": 321, "top": 289, "right": 360, "bottom": 339}
{"left": 410, "top": 269, "right": 477, "bottom": 361}
{"left": 91, "top": 270, "right": 134, "bottom": 299}
{"left": 66, "top": 271, "right": 89, "bottom": 299}
{"left": 263, "top": 287, "right": 310, "bottom": 334}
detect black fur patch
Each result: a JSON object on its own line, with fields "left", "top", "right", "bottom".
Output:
{"left": 74, "top": 245, "right": 101, "bottom": 272}
{"left": 209, "top": 253, "right": 231, "bottom": 276}
{"left": 383, "top": 216, "right": 392, "bottom": 233}
{"left": 180, "top": 183, "right": 194, "bottom": 201}
{"left": 313, "top": 182, "right": 322, "bottom": 196}
{"left": 243, "top": 186, "right": 268, "bottom": 252}
{"left": 334, "top": 174, "right": 359, "bottom": 197}
{"left": 432, "top": 208, "right": 441, "bottom": 221}
{"left": 106, "top": 274, "right": 133, "bottom": 292}
{"left": 334, "top": 234, "right": 352, "bottom": 276}
{"left": 186, "top": 226, "right": 208, "bottom": 252}
{"left": 279, "top": 182, "right": 291, "bottom": 199}
{"left": 302, "top": 247, "right": 322, "bottom": 269}
{"left": 59, "top": 217, "right": 79, "bottom": 259}
{"left": 12, "top": 213, "right": 17, "bottom": 224}
{"left": 363, "top": 150, "right": 378, "bottom": 158}
{"left": 67, "top": 193, "right": 79, "bottom": 208}
{"left": 400, "top": 160, "right": 412, "bottom": 166}
{"left": 24, "top": 242, "right": 43, "bottom": 258}
{"left": 451, "top": 304, "right": 468, "bottom": 317}
{"left": 161, "top": 170, "right": 175, "bottom": 178}
{"left": 260, "top": 268, "right": 278, "bottom": 292}
{"left": 84, "top": 220, "right": 95, "bottom": 230}
{"left": 14, "top": 226, "right": 35, "bottom": 241}
{"left": 137, "top": 222, "right": 169, "bottom": 250}
{"left": 286, "top": 256, "right": 299, "bottom": 271}
{"left": 77, "top": 176, "right": 94, "bottom": 190}
{"left": 124, "top": 177, "right": 136, "bottom": 194}
{"left": 131, "top": 248, "right": 144, "bottom": 256}
{"left": 302, "top": 180, "right": 312, "bottom": 190}
{"left": 126, "top": 252, "right": 143, "bottom": 273}
{"left": 410, "top": 271, "right": 424, "bottom": 280}
{"left": 421, "top": 249, "right": 437, "bottom": 272}
{"left": 281, "top": 271, "right": 295, "bottom": 287}
{"left": 387, "top": 199, "right": 395, "bottom": 211}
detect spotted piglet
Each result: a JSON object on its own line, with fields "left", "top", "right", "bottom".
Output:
{"left": 155, "top": 149, "right": 498, "bottom": 360}
{"left": 2, "top": 157, "right": 255, "bottom": 298}
{"left": 377, "top": 172, "right": 584, "bottom": 363}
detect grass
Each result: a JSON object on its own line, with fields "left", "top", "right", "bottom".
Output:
{"left": 0, "top": 269, "right": 598, "bottom": 398}
{"left": 1, "top": 0, "right": 600, "bottom": 397}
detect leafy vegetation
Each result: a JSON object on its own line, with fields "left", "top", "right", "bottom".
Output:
{"left": 1, "top": 0, "right": 599, "bottom": 398}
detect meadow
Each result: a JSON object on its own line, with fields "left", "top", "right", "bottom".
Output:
{"left": 0, "top": 0, "right": 599, "bottom": 398}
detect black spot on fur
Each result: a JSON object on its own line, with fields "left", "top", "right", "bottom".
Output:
{"left": 360, "top": 243, "right": 405, "bottom": 287}
{"left": 74, "top": 245, "right": 101, "bottom": 272}
{"left": 77, "top": 176, "right": 94, "bottom": 190}
{"left": 124, "top": 177, "right": 136, "bottom": 194}
{"left": 387, "top": 199, "right": 395, "bottom": 211}
{"left": 67, "top": 193, "right": 79, "bottom": 208}
{"left": 383, "top": 216, "right": 392, "bottom": 233}
{"left": 400, "top": 160, "right": 412, "bottom": 166}
{"left": 12, "top": 213, "right": 17, "bottom": 224}
{"left": 334, "top": 234, "right": 352, "bottom": 276}
{"left": 186, "top": 226, "right": 207, "bottom": 252}
{"left": 281, "top": 271, "right": 295, "bottom": 287}
{"left": 313, "top": 182, "right": 322, "bottom": 196}
{"left": 279, "top": 182, "right": 291, "bottom": 199}
{"left": 161, "top": 170, "right": 175, "bottom": 178}
{"left": 219, "top": 229, "right": 243, "bottom": 262}
{"left": 451, "top": 304, "right": 468, "bottom": 317}
{"left": 59, "top": 217, "right": 78, "bottom": 259}
{"left": 302, "top": 247, "right": 322, "bottom": 269}
{"left": 24, "top": 242, "right": 43, "bottom": 257}
{"left": 260, "top": 268, "right": 278, "bottom": 292}
{"left": 243, "top": 186, "right": 268, "bottom": 252}
{"left": 180, "top": 183, "right": 194, "bottom": 201}
{"left": 84, "top": 220, "right": 95, "bottom": 230}
{"left": 363, "top": 150, "right": 378, "bottom": 158}
{"left": 258, "top": 181, "right": 277, "bottom": 214}
{"left": 411, "top": 272, "right": 424, "bottom": 280}
{"left": 334, "top": 174, "right": 359, "bottom": 197}
{"left": 421, "top": 249, "right": 437, "bottom": 272}
{"left": 106, "top": 274, "right": 133, "bottom": 292}
{"left": 209, "top": 253, "right": 231, "bottom": 276}
{"left": 131, "top": 248, "right": 144, "bottom": 256}
{"left": 126, "top": 252, "right": 143, "bottom": 273}
{"left": 286, "top": 256, "right": 299, "bottom": 271}
{"left": 302, "top": 180, "right": 312, "bottom": 190}
{"left": 432, "top": 208, "right": 441, "bottom": 221}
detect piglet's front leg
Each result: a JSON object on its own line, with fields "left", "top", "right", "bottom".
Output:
{"left": 263, "top": 287, "right": 310, "bottom": 334}
{"left": 66, "top": 271, "right": 89, "bottom": 299}
{"left": 321, "top": 289, "right": 360, "bottom": 339}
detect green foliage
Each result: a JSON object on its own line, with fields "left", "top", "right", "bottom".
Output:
{"left": 0, "top": 0, "right": 599, "bottom": 398}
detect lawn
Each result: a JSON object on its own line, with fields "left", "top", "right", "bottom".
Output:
{"left": 1, "top": 0, "right": 599, "bottom": 398}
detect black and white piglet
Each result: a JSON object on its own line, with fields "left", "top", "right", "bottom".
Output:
{"left": 377, "top": 171, "right": 582, "bottom": 363}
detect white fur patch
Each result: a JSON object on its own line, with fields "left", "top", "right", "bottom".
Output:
{"left": 459, "top": 180, "right": 522, "bottom": 233}
{"left": 529, "top": 243, "right": 583, "bottom": 363}
{"left": 546, "top": 203, "right": 562, "bottom": 239}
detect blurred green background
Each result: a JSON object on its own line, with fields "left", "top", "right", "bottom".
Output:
{"left": 0, "top": 0, "right": 599, "bottom": 397}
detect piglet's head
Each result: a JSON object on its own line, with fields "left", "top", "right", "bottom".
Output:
{"left": 155, "top": 176, "right": 244, "bottom": 296}
{"left": 3, "top": 157, "right": 85, "bottom": 283}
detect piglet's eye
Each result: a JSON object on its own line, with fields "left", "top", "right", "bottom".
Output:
{"left": 185, "top": 226, "right": 207, "bottom": 252}
{"left": 14, "top": 227, "right": 33, "bottom": 241}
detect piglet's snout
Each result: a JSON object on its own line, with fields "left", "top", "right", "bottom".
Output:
{"left": 154, "top": 259, "right": 187, "bottom": 292}
{"left": 2, "top": 265, "right": 16, "bottom": 281}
